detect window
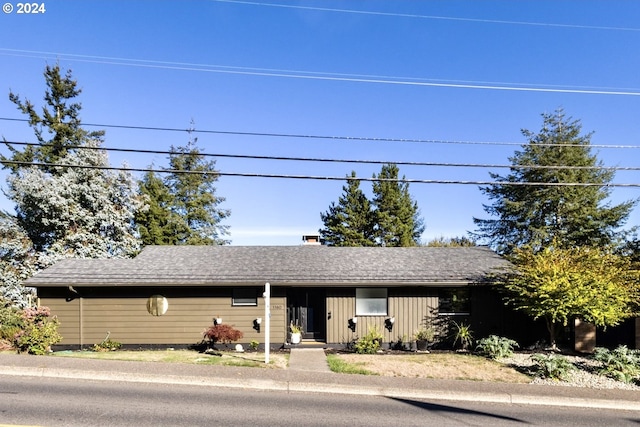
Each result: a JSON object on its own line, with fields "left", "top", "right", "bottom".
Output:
{"left": 355, "top": 288, "right": 387, "bottom": 316}
{"left": 232, "top": 288, "right": 258, "bottom": 306}
{"left": 146, "top": 295, "right": 168, "bottom": 316}
{"left": 439, "top": 288, "right": 470, "bottom": 316}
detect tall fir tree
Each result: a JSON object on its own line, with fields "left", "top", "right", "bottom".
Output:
{"left": 319, "top": 172, "right": 375, "bottom": 246}
{"left": 135, "top": 170, "right": 186, "bottom": 245}
{"left": 3, "top": 64, "right": 104, "bottom": 174}
{"left": 0, "top": 65, "right": 145, "bottom": 305}
{"left": 372, "top": 164, "right": 425, "bottom": 247}
{"left": 137, "top": 135, "right": 230, "bottom": 245}
{"left": 473, "top": 110, "right": 636, "bottom": 254}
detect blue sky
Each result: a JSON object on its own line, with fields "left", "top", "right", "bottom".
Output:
{"left": 1, "top": 1, "right": 639, "bottom": 245}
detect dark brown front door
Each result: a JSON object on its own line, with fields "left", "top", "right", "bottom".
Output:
{"left": 287, "top": 288, "right": 326, "bottom": 341}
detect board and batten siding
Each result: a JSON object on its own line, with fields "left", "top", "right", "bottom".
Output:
{"left": 39, "top": 288, "right": 286, "bottom": 347}
{"left": 326, "top": 287, "right": 439, "bottom": 344}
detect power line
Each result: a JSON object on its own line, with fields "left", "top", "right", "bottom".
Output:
{"left": 3, "top": 140, "right": 640, "bottom": 172}
{"left": 2, "top": 160, "right": 639, "bottom": 188}
{"left": 211, "top": 0, "right": 640, "bottom": 33}
{"left": 2, "top": 117, "right": 640, "bottom": 149}
{"left": 2, "top": 49, "right": 640, "bottom": 97}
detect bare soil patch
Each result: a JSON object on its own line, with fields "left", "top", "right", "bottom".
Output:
{"left": 331, "top": 351, "right": 531, "bottom": 383}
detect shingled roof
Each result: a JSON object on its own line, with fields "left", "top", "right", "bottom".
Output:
{"left": 26, "top": 245, "right": 510, "bottom": 287}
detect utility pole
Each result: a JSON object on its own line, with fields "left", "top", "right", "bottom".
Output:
{"left": 263, "top": 282, "right": 270, "bottom": 364}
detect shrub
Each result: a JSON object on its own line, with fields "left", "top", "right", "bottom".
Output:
{"left": 594, "top": 346, "right": 640, "bottom": 384}
{"left": 354, "top": 325, "right": 383, "bottom": 354}
{"left": 476, "top": 335, "right": 519, "bottom": 360}
{"left": 92, "top": 333, "right": 122, "bottom": 352}
{"left": 204, "top": 324, "right": 244, "bottom": 345}
{"left": 15, "top": 306, "right": 62, "bottom": 355}
{"left": 530, "top": 353, "right": 575, "bottom": 381}
{"left": 0, "top": 302, "right": 24, "bottom": 344}
{"left": 249, "top": 340, "right": 259, "bottom": 351}
{"left": 414, "top": 327, "right": 435, "bottom": 342}
{"left": 451, "top": 321, "right": 474, "bottom": 351}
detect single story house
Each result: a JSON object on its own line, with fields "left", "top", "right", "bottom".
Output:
{"left": 27, "top": 242, "right": 559, "bottom": 349}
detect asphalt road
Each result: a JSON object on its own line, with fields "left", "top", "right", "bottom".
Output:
{"left": 1, "top": 375, "right": 640, "bottom": 427}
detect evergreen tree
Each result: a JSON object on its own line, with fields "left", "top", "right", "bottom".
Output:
{"left": 0, "top": 215, "right": 38, "bottom": 307}
{"left": 0, "top": 65, "right": 144, "bottom": 303}
{"left": 166, "top": 138, "right": 230, "bottom": 245}
{"left": 473, "top": 110, "right": 635, "bottom": 254}
{"left": 6, "top": 141, "right": 143, "bottom": 258}
{"left": 3, "top": 64, "right": 104, "bottom": 173}
{"left": 319, "top": 172, "right": 375, "bottom": 246}
{"left": 372, "top": 164, "right": 424, "bottom": 247}
{"left": 136, "top": 170, "right": 185, "bottom": 245}
{"left": 137, "top": 135, "right": 230, "bottom": 246}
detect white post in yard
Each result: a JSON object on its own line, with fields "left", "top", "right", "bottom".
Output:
{"left": 263, "top": 282, "right": 271, "bottom": 364}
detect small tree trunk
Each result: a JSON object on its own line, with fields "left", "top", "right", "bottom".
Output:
{"left": 545, "top": 317, "right": 558, "bottom": 351}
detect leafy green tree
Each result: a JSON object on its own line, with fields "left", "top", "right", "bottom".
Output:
{"left": 137, "top": 136, "right": 230, "bottom": 245}
{"left": 319, "top": 172, "right": 375, "bottom": 246}
{"left": 372, "top": 163, "right": 424, "bottom": 247}
{"left": 502, "top": 244, "right": 640, "bottom": 349}
{"left": 474, "top": 110, "right": 635, "bottom": 254}
{"left": 3, "top": 64, "right": 104, "bottom": 173}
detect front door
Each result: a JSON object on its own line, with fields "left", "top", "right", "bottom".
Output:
{"left": 287, "top": 288, "right": 326, "bottom": 341}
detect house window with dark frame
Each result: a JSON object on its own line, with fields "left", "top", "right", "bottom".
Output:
{"left": 355, "top": 288, "right": 388, "bottom": 316}
{"left": 232, "top": 288, "right": 258, "bottom": 306}
{"left": 438, "top": 288, "right": 470, "bottom": 316}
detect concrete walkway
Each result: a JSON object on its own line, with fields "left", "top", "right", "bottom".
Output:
{"left": 288, "top": 348, "right": 331, "bottom": 372}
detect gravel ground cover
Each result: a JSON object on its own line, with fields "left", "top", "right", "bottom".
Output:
{"left": 329, "top": 350, "right": 640, "bottom": 390}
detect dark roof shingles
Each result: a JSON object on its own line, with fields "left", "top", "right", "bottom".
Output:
{"left": 26, "top": 245, "right": 510, "bottom": 287}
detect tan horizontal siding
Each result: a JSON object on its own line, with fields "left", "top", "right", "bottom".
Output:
{"left": 39, "top": 297, "right": 80, "bottom": 344}
{"left": 43, "top": 295, "right": 286, "bottom": 347}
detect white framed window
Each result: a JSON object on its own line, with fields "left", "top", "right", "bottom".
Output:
{"left": 355, "top": 288, "right": 387, "bottom": 316}
{"left": 232, "top": 288, "right": 258, "bottom": 306}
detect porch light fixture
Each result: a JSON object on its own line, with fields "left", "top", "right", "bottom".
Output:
{"left": 253, "top": 317, "right": 262, "bottom": 333}
{"left": 348, "top": 317, "right": 357, "bottom": 332}
{"left": 214, "top": 317, "right": 223, "bottom": 325}
{"left": 385, "top": 316, "right": 395, "bottom": 332}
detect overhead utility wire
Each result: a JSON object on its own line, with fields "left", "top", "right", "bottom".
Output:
{"left": 211, "top": 0, "right": 640, "bottom": 33}
{"left": 2, "top": 49, "right": 639, "bottom": 96}
{"left": 3, "top": 140, "right": 640, "bottom": 172}
{"left": 2, "top": 117, "right": 640, "bottom": 149}
{"left": 2, "top": 160, "right": 639, "bottom": 188}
